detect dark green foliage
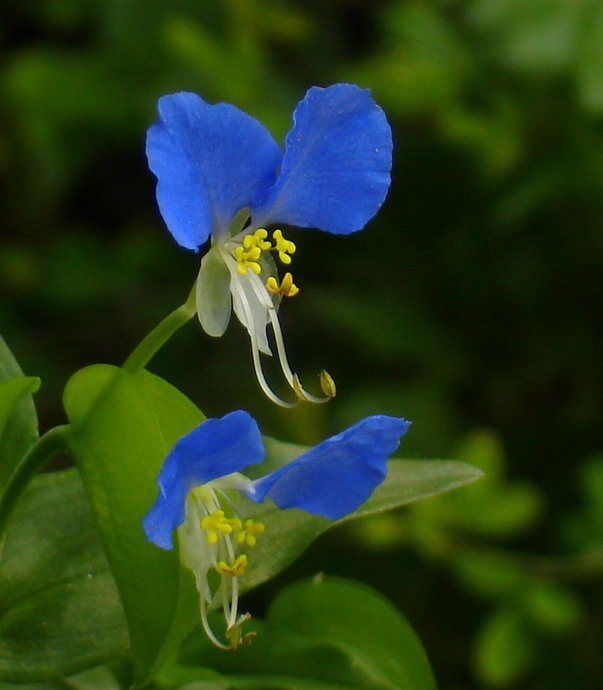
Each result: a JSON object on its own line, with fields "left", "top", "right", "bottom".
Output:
{"left": 2, "top": 1, "right": 603, "bottom": 687}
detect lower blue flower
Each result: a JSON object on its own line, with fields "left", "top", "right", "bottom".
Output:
{"left": 143, "top": 410, "right": 410, "bottom": 648}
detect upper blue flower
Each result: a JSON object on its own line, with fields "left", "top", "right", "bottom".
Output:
{"left": 146, "top": 85, "right": 393, "bottom": 406}
{"left": 146, "top": 84, "right": 392, "bottom": 250}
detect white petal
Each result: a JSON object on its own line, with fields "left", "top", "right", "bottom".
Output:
{"left": 231, "top": 270, "right": 273, "bottom": 356}
{"left": 178, "top": 496, "right": 213, "bottom": 593}
{"left": 196, "top": 248, "right": 232, "bottom": 337}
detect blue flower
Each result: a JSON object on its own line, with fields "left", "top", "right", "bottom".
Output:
{"left": 146, "top": 84, "right": 392, "bottom": 405}
{"left": 143, "top": 410, "right": 409, "bottom": 648}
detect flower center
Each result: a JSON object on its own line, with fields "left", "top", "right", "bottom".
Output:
{"left": 233, "top": 228, "right": 298, "bottom": 293}
{"left": 184, "top": 491, "right": 266, "bottom": 650}
{"left": 212, "top": 224, "right": 336, "bottom": 407}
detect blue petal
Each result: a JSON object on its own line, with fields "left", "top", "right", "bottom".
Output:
{"left": 143, "top": 410, "right": 264, "bottom": 549}
{"left": 146, "top": 92, "right": 281, "bottom": 251}
{"left": 251, "top": 84, "right": 392, "bottom": 235}
{"left": 246, "top": 415, "right": 410, "bottom": 520}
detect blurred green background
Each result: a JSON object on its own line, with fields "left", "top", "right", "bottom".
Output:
{"left": 2, "top": 0, "right": 603, "bottom": 687}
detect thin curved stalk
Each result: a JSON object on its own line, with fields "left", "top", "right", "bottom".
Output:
{"left": 122, "top": 286, "right": 197, "bottom": 374}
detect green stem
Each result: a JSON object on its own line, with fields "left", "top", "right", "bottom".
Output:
{"left": 0, "top": 425, "right": 69, "bottom": 536}
{"left": 123, "top": 285, "right": 197, "bottom": 374}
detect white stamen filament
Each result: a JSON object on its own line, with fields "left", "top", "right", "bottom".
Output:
{"left": 223, "top": 254, "right": 296, "bottom": 408}
{"left": 192, "top": 485, "right": 244, "bottom": 642}
{"left": 247, "top": 271, "right": 330, "bottom": 404}
{"left": 199, "top": 592, "right": 229, "bottom": 650}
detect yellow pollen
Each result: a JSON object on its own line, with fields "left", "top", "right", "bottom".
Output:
{"left": 201, "top": 510, "right": 235, "bottom": 544}
{"left": 272, "top": 229, "right": 296, "bottom": 264}
{"left": 235, "top": 518, "right": 265, "bottom": 547}
{"left": 216, "top": 554, "right": 248, "bottom": 577}
{"left": 266, "top": 272, "right": 299, "bottom": 297}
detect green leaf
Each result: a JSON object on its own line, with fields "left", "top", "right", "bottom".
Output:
{"left": 472, "top": 0, "right": 581, "bottom": 74}
{"left": 0, "top": 469, "right": 127, "bottom": 683}
{"left": 522, "top": 581, "right": 582, "bottom": 634}
{"left": 63, "top": 364, "right": 204, "bottom": 687}
{"left": 577, "top": 4, "right": 603, "bottom": 112}
{"left": 0, "top": 337, "right": 40, "bottom": 474}
{"left": 268, "top": 576, "right": 436, "bottom": 689}
{"left": 456, "top": 551, "right": 525, "bottom": 598}
{"left": 473, "top": 606, "right": 536, "bottom": 687}
{"left": 0, "top": 664, "right": 122, "bottom": 689}
{"left": 413, "top": 429, "right": 543, "bottom": 538}
{"left": 235, "top": 438, "right": 483, "bottom": 595}
{"left": 176, "top": 576, "right": 436, "bottom": 690}
{"left": 0, "top": 377, "right": 41, "bottom": 482}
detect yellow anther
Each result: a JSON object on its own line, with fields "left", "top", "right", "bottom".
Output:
{"left": 265, "top": 272, "right": 299, "bottom": 297}
{"left": 216, "top": 554, "right": 248, "bottom": 577}
{"left": 234, "top": 246, "right": 262, "bottom": 275}
{"left": 252, "top": 228, "right": 272, "bottom": 251}
{"left": 273, "top": 229, "right": 296, "bottom": 264}
{"left": 226, "top": 613, "right": 256, "bottom": 650}
{"left": 280, "top": 272, "right": 299, "bottom": 297}
{"left": 201, "top": 510, "right": 235, "bottom": 544}
{"left": 320, "top": 370, "right": 337, "bottom": 398}
{"left": 236, "top": 519, "right": 265, "bottom": 548}
{"left": 265, "top": 276, "right": 279, "bottom": 293}
{"left": 235, "top": 231, "right": 271, "bottom": 275}
{"left": 227, "top": 517, "right": 243, "bottom": 531}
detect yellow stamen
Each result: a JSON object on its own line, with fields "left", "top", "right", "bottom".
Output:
{"left": 272, "top": 229, "right": 296, "bottom": 265}
{"left": 201, "top": 510, "right": 235, "bottom": 544}
{"left": 227, "top": 517, "right": 243, "bottom": 531}
{"left": 292, "top": 372, "right": 334, "bottom": 404}
{"left": 320, "top": 369, "right": 337, "bottom": 398}
{"left": 216, "top": 554, "right": 248, "bottom": 577}
{"left": 292, "top": 374, "right": 306, "bottom": 402}
{"left": 235, "top": 518, "right": 265, "bottom": 548}
{"left": 252, "top": 228, "right": 272, "bottom": 251}
{"left": 235, "top": 230, "right": 270, "bottom": 275}
{"left": 226, "top": 613, "right": 256, "bottom": 650}
{"left": 266, "top": 272, "right": 299, "bottom": 297}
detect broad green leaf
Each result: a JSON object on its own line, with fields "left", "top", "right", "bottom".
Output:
{"left": 0, "top": 664, "right": 121, "bottom": 689}
{"left": 0, "top": 377, "right": 40, "bottom": 482}
{"left": 0, "top": 469, "right": 127, "bottom": 683}
{"left": 233, "top": 438, "right": 482, "bottom": 595}
{"left": 63, "top": 364, "right": 204, "bottom": 687}
{"left": 156, "top": 664, "right": 229, "bottom": 689}
{"left": 0, "top": 337, "right": 39, "bottom": 473}
{"left": 175, "top": 576, "right": 436, "bottom": 690}
{"left": 269, "top": 576, "right": 436, "bottom": 689}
